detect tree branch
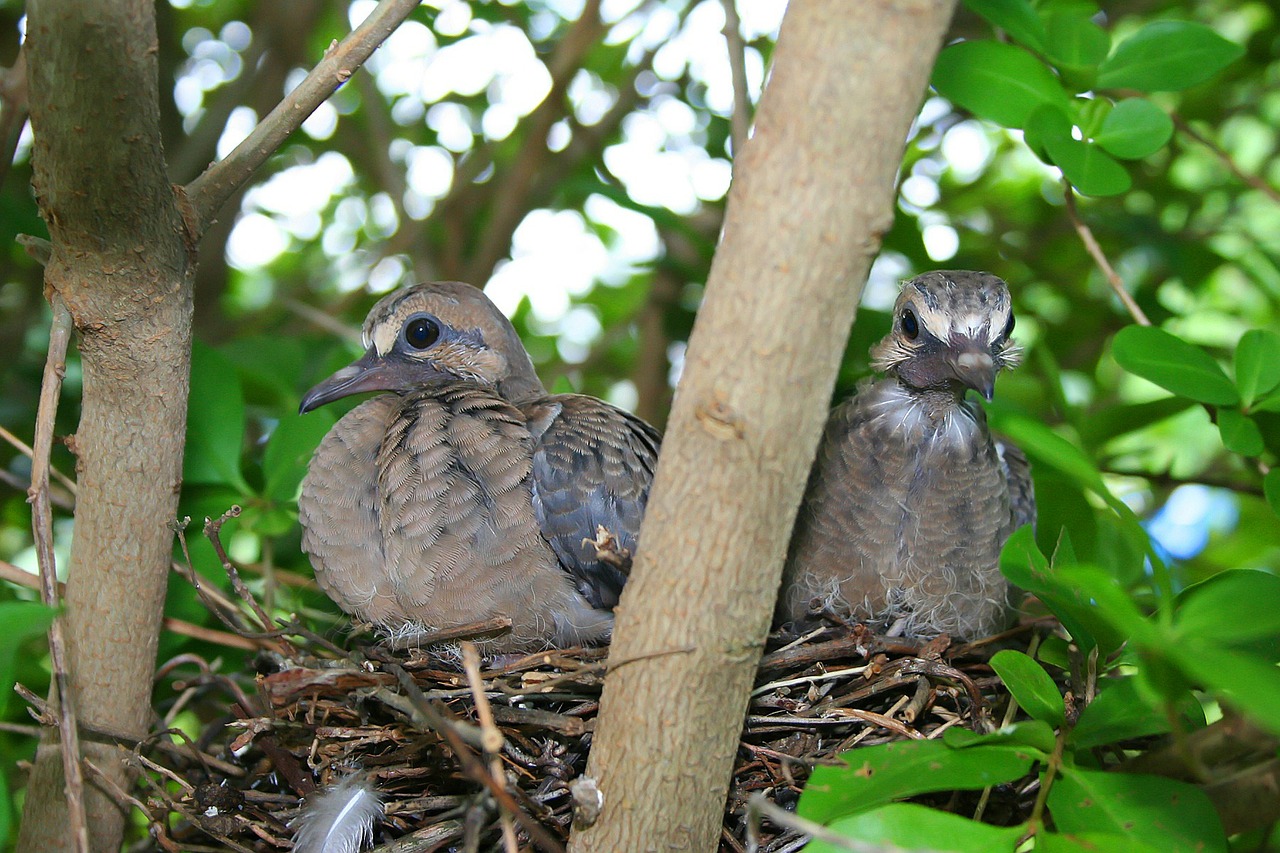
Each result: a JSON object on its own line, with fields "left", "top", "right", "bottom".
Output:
{"left": 720, "top": 0, "right": 751, "bottom": 157}
{"left": 27, "top": 294, "right": 90, "bottom": 853}
{"left": 1062, "top": 181, "right": 1151, "bottom": 326}
{"left": 569, "top": 1, "right": 959, "bottom": 849}
{"left": 1172, "top": 113, "right": 1280, "bottom": 206}
{"left": 184, "top": 0, "right": 423, "bottom": 238}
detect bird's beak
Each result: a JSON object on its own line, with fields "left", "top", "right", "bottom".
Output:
{"left": 947, "top": 347, "right": 997, "bottom": 401}
{"left": 300, "top": 349, "right": 402, "bottom": 414}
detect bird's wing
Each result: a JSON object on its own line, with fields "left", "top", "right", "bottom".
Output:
{"left": 299, "top": 395, "right": 402, "bottom": 625}
{"left": 375, "top": 385, "right": 546, "bottom": 610}
{"left": 525, "top": 394, "right": 661, "bottom": 610}
{"left": 994, "top": 435, "right": 1037, "bottom": 532}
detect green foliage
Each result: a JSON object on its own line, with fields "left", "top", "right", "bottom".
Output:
{"left": 1, "top": 0, "right": 1278, "bottom": 848}
{"left": 933, "top": 1, "right": 1243, "bottom": 195}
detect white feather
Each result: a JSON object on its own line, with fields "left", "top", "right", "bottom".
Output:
{"left": 290, "top": 773, "right": 384, "bottom": 853}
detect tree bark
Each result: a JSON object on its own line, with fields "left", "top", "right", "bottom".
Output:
{"left": 20, "top": 2, "right": 193, "bottom": 850}
{"left": 568, "top": 2, "right": 957, "bottom": 850}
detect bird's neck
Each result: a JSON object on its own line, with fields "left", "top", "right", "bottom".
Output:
{"left": 861, "top": 376, "right": 983, "bottom": 447}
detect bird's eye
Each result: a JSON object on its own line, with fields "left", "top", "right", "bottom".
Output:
{"left": 404, "top": 316, "right": 440, "bottom": 350}
{"left": 1003, "top": 312, "right": 1016, "bottom": 339}
{"left": 901, "top": 308, "right": 919, "bottom": 340}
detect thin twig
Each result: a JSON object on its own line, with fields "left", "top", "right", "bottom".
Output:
{"left": 0, "top": 423, "right": 79, "bottom": 497}
{"left": 1172, "top": 113, "right": 1280, "bottom": 205}
{"left": 462, "top": 643, "right": 518, "bottom": 853}
{"left": 27, "top": 293, "right": 90, "bottom": 853}
{"left": 384, "top": 664, "right": 565, "bottom": 853}
{"left": 1062, "top": 181, "right": 1150, "bottom": 326}
{"left": 720, "top": 0, "right": 751, "bottom": 157}
{"left": 204, "top": 507, "right": 289, "bottom": 643}
{"left": 184, "top": 0, "right": 424, "bottom": 237}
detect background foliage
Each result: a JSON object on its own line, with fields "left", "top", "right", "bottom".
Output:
{"left": 1, "top": 0, "right": 1278, "bottom": 848}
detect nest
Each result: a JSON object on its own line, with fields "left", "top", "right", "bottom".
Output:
{"left": 134, "top": 605, "right": 1035, "bottom": 852}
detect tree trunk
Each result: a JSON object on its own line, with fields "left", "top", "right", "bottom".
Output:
{"left": 19, "top": 2, "right": 194, "bottom": 850}
{"left": 568, "top": 1, "right": 957, "bottom": 850}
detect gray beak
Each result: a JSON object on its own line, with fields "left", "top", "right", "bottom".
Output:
{"left": 299, "top": 349, "right": 397, "bottom": 414}
{"left": 948, "top": 348, "right": 997, "bottom": 401}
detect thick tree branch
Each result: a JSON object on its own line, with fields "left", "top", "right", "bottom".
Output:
{"left": 569, "top": 1, "right": 958, "bottom": 850}
{"left": 184, "top": 0, "right": 422, "bottom": 238}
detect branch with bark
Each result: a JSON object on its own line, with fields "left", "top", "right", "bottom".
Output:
{"left": 569, "top": 1, "right": 959, "bottom": 849}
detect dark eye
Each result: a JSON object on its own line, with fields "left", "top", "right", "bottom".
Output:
{"left": 404, "top": 316, "right": 440, "bottom": 350}
{"left": 1003, "top": 312, "right": 1015, "bottom": 339}
{"left": 901, "top": 308, "right": 919, "bottom": 340}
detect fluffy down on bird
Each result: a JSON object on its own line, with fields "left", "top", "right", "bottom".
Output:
{"left": 779, "top": 270, "right": 1036, "bottom": 639}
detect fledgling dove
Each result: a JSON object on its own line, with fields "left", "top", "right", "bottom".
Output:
{"left": 778, "top": 270, "right": 1035, "bottom": 639}
{"left": 298, "top": 281, "right": 660, "bottom": 651}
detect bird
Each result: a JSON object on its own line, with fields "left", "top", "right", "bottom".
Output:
{"left": 297, "top": 281, "right": 660, "bottom": 652}
{"left": 778, "top": 270, "right": 1035, "bottom": 639}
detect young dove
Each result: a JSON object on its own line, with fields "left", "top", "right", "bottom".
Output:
{"left": 298, "top": 281, "right": 659, "bottom": 651}
{"left": 779, "top": 270, "right": 1035, "bottom": 639}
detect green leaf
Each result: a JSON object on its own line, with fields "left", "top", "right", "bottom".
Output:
{"left": 1171, "top": 640, "right": 1280, "bottom": 735}
{"left": 964, "top": 0, "right": 1046, "bottom": 52}
{"left": 1070, "top": 677, "right": 1174, "bottom": 750}
{"left": 1078, "top": 396, "right": 1194, "bottom": 448}
{"left": 1251, "top": 390, "right": 1280, "bottom": 413}
{"left": 1176, "top": 569, "right": 1280, "bottom": 648}
{"left": 1000, "top": 528, "right": 1115, "bottom": 653}
{"left": 1042, "top": 9, "right": 1109, "bottom": 74}
{"left": 932, "top": 41, "right": 1072, "bottom": 129}
{"left": 1216, "top": 408, "right": 1264, "bottom": 457}
{"left": 990, "top": 650, "right": 1066, "bottom": 727}
{"left": 798, "top": 739, "right": 1037, "bottom": 823}
{"left": 811, "top": 804, "right": 1026, "bottom": 853}
{"left": 1234, "top": 329, "right": 1280, "bottom": 407}
{"left": 943, "top": 720, "right": 1057, "bottom": 755}
{"left": 1265, "top": 469, "right": 1280, "bottom": 517}
{"left": 1097, "top": 21, "right": 1244, "bottom": 92}
{"left": 1094, "top": 98, "right": 1173, "bottom": 159}
{"left": 1049, "top": 768, "right": 1227, "bottom": 853}
{"left": 264, "top": 410, "right": 336, "bottom": 503}
{"left": 1036, "top": 831, "right": 1165, "bottom": 853}
{"left": 1112, "top": 326, "right": 1239, "bottom": 406}
{"left": 185, "top": 342, "right": 251, "bottom": 492}
{"left": 0, "top": 601, "right": 57, "bottom": 715}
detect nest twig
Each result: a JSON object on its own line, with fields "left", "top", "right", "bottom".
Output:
{"left": 124, "top": 608, "right": 1033, "bottom": 851}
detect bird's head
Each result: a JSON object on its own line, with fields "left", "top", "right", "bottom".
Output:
{"left": 299, "top": 281, "right": 545, "bottom": 414}
{"left": 869, "top": 270, "right": 1022, "bottom": 401}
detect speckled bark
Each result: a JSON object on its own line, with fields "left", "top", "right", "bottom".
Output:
{"left": 19, "top": 2, "right": 193, "bottom": 850}
{"left": 569, "top": 2, "right": 958, "bottom": 850}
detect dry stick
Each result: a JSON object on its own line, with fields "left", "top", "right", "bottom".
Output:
{"left": 27, "top": 293, "right": 90, "bottom": 853}
{"left": 461, "top": 643, "right": 518, "bottom": 853}
{"left": 184, "top": 0, "right": 423, "bottom": 237}
{"left": 1172, "top": 113, "right": 1280, "bottom": 206}
{"left": 385, "top": 664, "right": 566, "bottom": 853}
{"left": 720, "top": 0, "right": 751, "bottom": 157}
{"left": 1062, "top": 181, "right": 1151, "bottom": 326}
{"left": 204, "top": 507, "right": 287, "bottom": 640}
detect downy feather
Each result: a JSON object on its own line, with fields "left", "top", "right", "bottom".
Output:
{"left": 290, "top": 773, "right": 383, "bottom": 853}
